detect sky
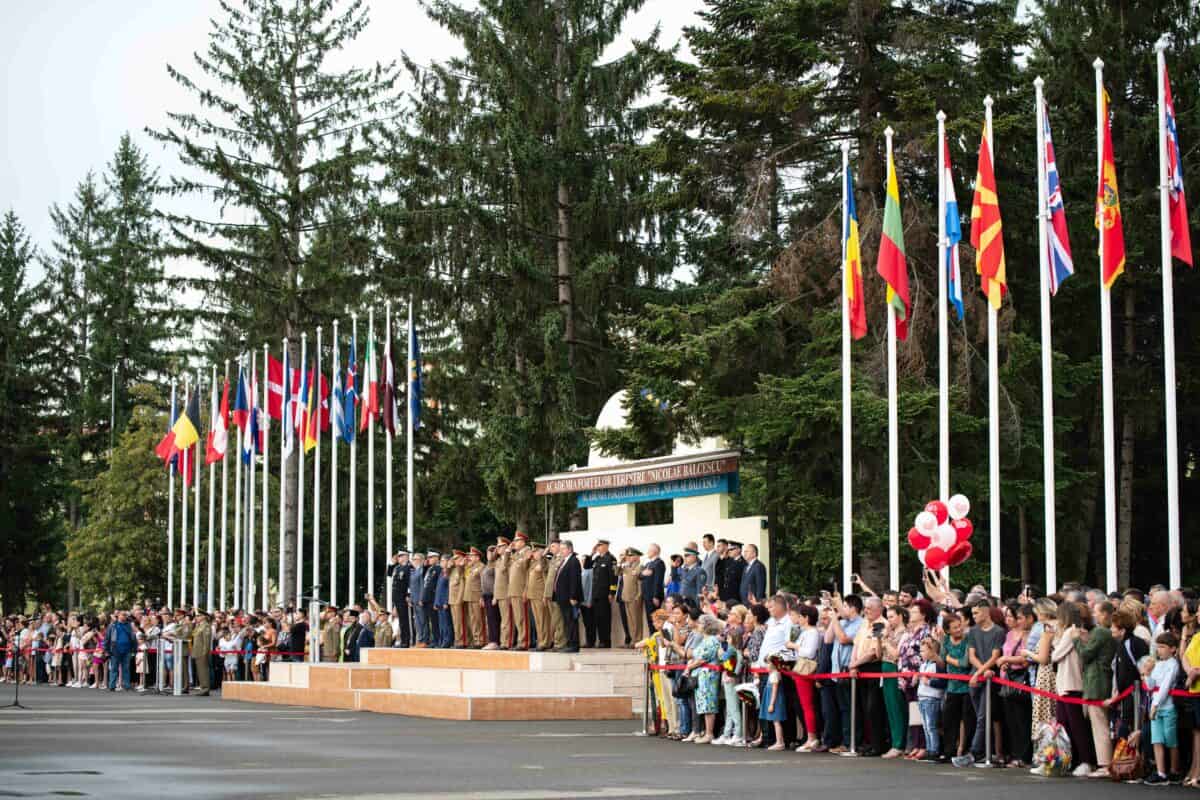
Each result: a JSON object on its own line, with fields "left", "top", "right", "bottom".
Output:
{"left": 2, "top": 0, "right": 705, "bottom": 277}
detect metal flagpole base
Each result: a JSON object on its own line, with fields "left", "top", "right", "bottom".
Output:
{"left": 2, "top": 651, "right": 28, "bottom": 709}
{"left": 843, "top": 676, "right": 859, "bottom": 756}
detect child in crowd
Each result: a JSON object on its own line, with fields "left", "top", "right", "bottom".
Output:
{"left": 917, "top": 637, "right": 945, "bottom": 763}
{"left": 759, "top": 657, "right": 787, "bottom": 751}
{"left": 220, "top": 627, "right": 243, "bottom": 683}
{"left": 715, "top": 618, "right": 745, "bottom": 746}
{"left": 1144, "top": 635, "right": 1181, "bottom": 786}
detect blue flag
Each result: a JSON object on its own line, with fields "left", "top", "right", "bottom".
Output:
{"left": 409, "top": 323, "right": 422, "bottom": 430}
{"left": 343, "top": 335, "right": 357, "bottom": 444}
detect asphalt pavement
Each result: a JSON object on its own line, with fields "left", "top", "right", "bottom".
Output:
{"left": 0, "top": 684, "right": 1190, "bottom": 799}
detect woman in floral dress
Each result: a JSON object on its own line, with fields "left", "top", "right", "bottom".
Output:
{"left": 686, "top": 615, "right": 725, "bottom": 744}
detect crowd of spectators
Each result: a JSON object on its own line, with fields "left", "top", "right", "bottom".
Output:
{"left": 639, "top": 574, "right": 1200, "bottom": 786}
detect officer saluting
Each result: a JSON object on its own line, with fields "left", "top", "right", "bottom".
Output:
{"left": 583, "top": 539, "right": 617, "bottom": 649}
{"left": 387, "top": 550, "right": 412, "bottom": 647}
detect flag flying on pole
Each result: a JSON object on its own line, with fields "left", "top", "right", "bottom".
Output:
{"left": 343, "top": 335, "right": 357, "bottom": 444}
{"left": 844, "top": 165, "right": 867, "bottom": 340}
{"left": 943, "top": 139, "right": 964, "bottom": 320}
{"left": 382, "top": 335, "right": 396, "bottom": 437}
{"left": 304, "top": 364, "right": 319, "bottom": 453}
{"left": 359, "top": 338, "right": 377, "bottom": 433}
{"left": 172, "top": 389, "right": 202, "bottom": 451}
{"left": 155, "top": 387, "right": 179, "bottom": 467}
{"left": 244, "top": 408, "right": 262, "bottom": 464}
{"left": 409, "top": 321, "right": 423, "bottom": 430}
{"left": 1164, "top": 65, "right": 1193, "bottom": 266}
{"left": 876, "top": 145, "right": 910, "bottom": 340}
{"left": 1096, "top": 89, "right": 1126, "bottom": 288}
{"left": 1044, "top": 104, "right": 1075, "bottom": 294}
{"left": 282, "top": 349, "right": 294, "bottom": 458}
{"left": 971, "top": 123, "right": 1007, "bottom": 309}
{"left": 206, "top": 379, "right": 229, "bottom": 465}
{"left": 266, "top": 355, "right": 285, "bottom": 420}
{"left": 183, "top": 442, "right": 197, "bottom": 487}
{"left": 318, "top": 374, "right": 331, "bottom": 432}
{"left": 333, "top": 362, "right": 345, "bottom": 440}
{"left": 232, "top": 365, "right": 249, "bottom": 430}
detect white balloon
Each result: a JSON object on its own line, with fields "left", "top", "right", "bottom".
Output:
{"left": 932, "top": 523, "right": 957, "bottom": 551}
{"left": 915, "top": 511, "right": 938, "bottom": 534}
{"left": 917, "top": 548, "right": 928, "bottom": 566}
{"left": 948, "top": 494, "right": 971, "bottom": 521}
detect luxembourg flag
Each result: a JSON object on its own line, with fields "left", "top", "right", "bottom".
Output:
{"left": 1043, "top": 103, "right": 1074, "bottom": 294}
{"left": 943, "top": 139, "right": 963, "bottom": 320}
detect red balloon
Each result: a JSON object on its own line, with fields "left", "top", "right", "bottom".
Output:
{"left": 925, "top": 500, "right": 949, "bottom": 525}
{"left": 924, "top": 546, "right": 949, "bottom": 571}
{"left": 951, "top": 518, "right": 974, "bottom": 543}
{"left": 947, "top": 540, "right": 973, "bottom": 567}
{"left": 907, "top": 527, "right": 931, "bottom": 551}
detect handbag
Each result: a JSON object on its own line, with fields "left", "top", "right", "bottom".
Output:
{"left": 908, "top": 700, "right": 922, "bottom": 728}
{"left": 1110, "top": 737, "right": 1143, "bottom": 782}
{"left": 794, "top": 657, "right": 818, "bottom": 676}
{"left": 672, "top": 671, "right": 697, "bottom": 697}
{"left": 999, "top": 668, "right": 1029, "bottom": 698}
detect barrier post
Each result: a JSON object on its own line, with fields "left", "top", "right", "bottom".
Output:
{"left": 155, "top": 641, "right": 165, "bottom": 693}
{"left": 848, "top": 676, "right": 858, "bottom": 755}
{"left": 1132, "top": 683, "right": 1141, "bottom": 734}
{"left": 639, "top": 662, "right": 650, "bottom": 736}
{"left": 309, "top": 599, "right": 321, "bottom": 664}
{"left": 172, "top": 640, "right": 184, "bottom": 696}
{"left": 982, "top": 676, "right": 993, "bottom": 767}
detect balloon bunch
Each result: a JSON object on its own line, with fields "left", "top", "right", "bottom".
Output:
{"left": 906, "top": 494, "right": 974, "bottom": 571}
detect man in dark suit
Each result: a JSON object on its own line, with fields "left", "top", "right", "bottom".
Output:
{"left": 552, "top": 540, "right": 583, "bottom": 652}
{"left": 719, "top": 542, "right": 746, "bottom": 603}
{"left": 739, "top": 543, "right": 767, "bottom": 606}
{"left": 641, "top": 543, "right": 666, "bottom": 629}
{"left": 583, "top": 539, "right": 618, "bottom": 648}
{"left": 421, "top": 552, "right": 443, "bottom": 648}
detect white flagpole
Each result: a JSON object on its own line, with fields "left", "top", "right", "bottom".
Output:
{"left": 233, "top": 358, "right": 243, "bottom": 610}
{"left": 314, "top": 326, "right": 322, "bottom": 598}
{"left": 884, "top": 126, "right": 899, "bottom": 592}
{"left": 208, "top": 366, "right": 217, "bottom": 612}
{"left": 1095, "top": 58, "right": 1118, "bottom": 594}
{"left": 349, "top": 314, "right": 358, "bottom": 605}
{"left": 248, "top": 350, "right": 257, "bottom": 609}
{"left": 278, "top": 338, "right": 287, "bottom": 607}
{"left": 193, "top": 370, "right": 201, "bottom": 610}
{"left": 331, "top": 318, "right": 339, "bottom": 607}
{"left": 220, "top": 361, "right": 229, "bottom": 610}
{"left": 297, "top": 332, "right": 307, "bottom": 607}
{"left": 180, "top": 375, "right": 189, "bottom": 609}
{"left": 937, "top": 111, "right": 950, "bottom": 502}
{"left": 386, "top": 303, "right": 394, "bottom": 611}
{"left": 167, "top": 378, "right": 176, "bottom": 608}
{"left": 1035, "top": 78, "right": 1058, "bottom": 594}
{"left": 1157, "top": 42, "right": 1182, "bottom": 589}
{"left": 367, "top": 309, "right": 376, "bottom": 601}
{"left": 984, "top": 95, "right": 1001, "bottom": 599}
{"left": 262, "top": 343, "right": 270, "bottom": 611}
{"left": 840, "top": 142, "right": 853, "bottom": 595}
{"left": 407, "top": 297, "right": 415, "bottom": 556}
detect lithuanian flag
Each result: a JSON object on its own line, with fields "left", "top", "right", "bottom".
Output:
{"left": 876, "top": 144, "right": 910, "bottom": 340}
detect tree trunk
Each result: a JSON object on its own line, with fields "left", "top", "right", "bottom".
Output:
{"left": 1018, "top": 505, "right": 1031, "bottom": 588}
{"left": 282, "top": 48, "right": 302, "bottom": 607}
{"left": 1116, "top": 287, "right": 1135, "bottom": 588}
{"left": 554, "top": 1, "right": 575, "bottom": 368}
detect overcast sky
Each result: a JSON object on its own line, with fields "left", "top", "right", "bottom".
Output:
{"left": 2, "top": 0, "right": 705, "bottom": 274}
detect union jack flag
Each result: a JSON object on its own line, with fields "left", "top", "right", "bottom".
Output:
{"left": 1044, "top": 103, "right": 1074, "bottom": 295}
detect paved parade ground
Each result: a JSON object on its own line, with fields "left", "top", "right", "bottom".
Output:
{"left": 0, "top": 684, "right": 1188, "bottom": 800}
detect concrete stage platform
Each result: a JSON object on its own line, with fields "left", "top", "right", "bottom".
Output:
{"left": 221, "top": 647, "right": 644, "bottom": 721}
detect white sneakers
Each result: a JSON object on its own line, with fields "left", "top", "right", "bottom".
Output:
{"left": 1072, "top": 763, "right": 1094, "bottom": 778}
{"left": 712, "top": 736, "right": 729, "bottom": 746}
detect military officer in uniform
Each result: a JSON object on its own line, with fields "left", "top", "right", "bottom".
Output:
{"left": 448, "top": 549, "right": 467, "bottom": 648}
{"left": 584, "top": 539, "right": 617, "bottom": 648}
{"left": 494, "top": 536, "right": 512, "bottom": 649}
{"left": 718, "top": 541, "right": 746, "bottom": 604}
{"left": 189, "top": 609, "right": 213, "bottom": 695}
{"left": 507, "top": 532, "right": 531, "bottom": 650}
{"left": 679, "top": 546, "right": 706, "bottom": 604}
{"left": 421, "top": 551, "right": 442, "bottom": 647}
{"left": 386, "top": 550, "right": 412, "bottom": 647}
{"left": 464, "top": 547, "right": 485, "bottom": 648}
{"left": 525, "top": 542, "right": 549, "bottom": 651}
{"left": 618, "top": 547, "right": 645, "bottom": 647}
{"left": 544, "top": 541, "right": 566, "bottom": 650}
{"left": 321, "top": 606, "right": 342, "bottom": 661}
{"left": 374, "top": 606, "right": 395, "bottom": 648}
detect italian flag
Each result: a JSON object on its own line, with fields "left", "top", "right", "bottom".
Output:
{"left": 359, "top": 338, "right": 378, "bottom": 433}
{"left": 876, "top": 146, "right": 911, "bottom": 340}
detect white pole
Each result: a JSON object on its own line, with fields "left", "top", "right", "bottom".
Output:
{"left": 297, "top": 332, "right": 307, "bottom": 607}
{"left": 1157, "top": 42, "right": 1182, "bottom": 589}
{"left": 367, "top": 309, "right": 376, "bottom": 601}
{"left": 248, "top": 350, "right": 257, "bottom": 609}
{"left": 406, "top": 297, "right": 415, "bottom": 555}
{"left": 207, "top": 366, "right": 216, "bottom": 612}
{"left": 1034, "top": 78, "right": 1058, "bottom": 594}
{"left": 885, "top": 126, "right": 899, "bottom": 592}
{"left": 386, "top": 303, "right": 394, "bottom": 611}
{"left": 167, "top": 379, "right": 175, "bottom": 608}
{"left": 278, "top": 338, "right": 287, "bottom": 607}
{"left": 937, "top": 111, "right": 950, "bottom": 503}
{"left": 262, "top": 343, "right": 270, "bottom": 611}
{"left": 1095, "top": 58, "right": 1118, "bottom": 594}
{"left": 180, "top": 375, "right": 189, "bottom": 609}
{"left": 220, "top": 361, "right": 229, "bottom": 611}
{"left": 349, "top": 315, "right": 358, "bottom": 605}
{"left": 840, "top": 142, "right": 853, "bottom": 595}
{"left": 233, "top": 359, "right": 243, "bottom": 610}
{"left": 193, "top": 370, "right": 201, "bottom": 610}
{"left": 331, "top": 318, "right": 339, "bottom": 607}
{"left": 985, "top": 95, "right": 1001, "bottom": 599}
{"left": 314, "top": 326, "right": 322, "bottom": 599}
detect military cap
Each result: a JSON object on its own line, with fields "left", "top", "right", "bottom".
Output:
{"left": 469, "top": 547, "right": 483, "bottom": 557}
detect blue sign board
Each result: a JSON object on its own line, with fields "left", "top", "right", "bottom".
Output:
{"left": 577, "top": 472, "right": 739, "bottom": 508}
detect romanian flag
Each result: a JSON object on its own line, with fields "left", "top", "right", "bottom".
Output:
{"left": 1095, "top": 89, "right": 1126, "bottom": 288}
{"left": 172, "top": 389, "right": 201, "bottom": 451}
{"left": 876, "top": 143, "right": 910, "bottom": 340}
{"left": 844, "top": 165, "right": 867, "bottom": 340}
{"left": 303, "top": 364, "right": 319, "bottom": 453}
{"left": 971, "top": 123, "right": 1006, "bottom": 309}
